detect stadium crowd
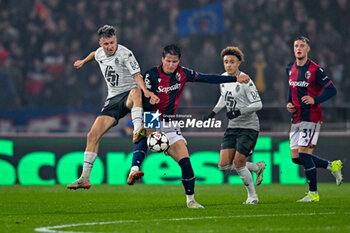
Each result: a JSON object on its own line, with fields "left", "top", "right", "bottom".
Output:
{"left": 0, "top": 0, "right": 349, "bottom": 108}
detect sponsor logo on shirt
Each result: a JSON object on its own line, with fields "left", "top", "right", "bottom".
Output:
{"left": 158, "top": 83, "right": 181, "bottom": 93}
{"left": 289, "top": 80, "right": 309, "bottom": 88}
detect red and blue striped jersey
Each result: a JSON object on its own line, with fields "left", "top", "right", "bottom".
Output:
{"left": 286, "top": 59, "right": 333, "bottom": 123}
{"left": 143, "top": 65, "right": 198, "bottom": 120}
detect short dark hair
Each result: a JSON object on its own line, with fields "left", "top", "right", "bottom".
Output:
{"left": 97, "top": 25, "right": 116, "bottom": 39}
{"left": 220, "top": 46, "right": 244, "bottom": 62}
{"left": 162, "top": 44, "right": 181, "bottom": 58}
{"left": 295, "top": 36, "right": 310, "bottom": 45}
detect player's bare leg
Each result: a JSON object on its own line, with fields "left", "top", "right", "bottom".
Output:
{"left": 126, "top": 88, "right": 146, "bottom": 144}
{"left": 218, "top": 149, "right": 235, "bottom": 171}
{"left": 167, "top": 140, "right": 204, "bottom": 209}
{"left": 67, "top": 116, "right": 115, "bottom": 190}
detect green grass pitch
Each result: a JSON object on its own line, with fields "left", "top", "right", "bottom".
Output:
{"left": 1, "top": 183, "right": 349, "bottom": 233}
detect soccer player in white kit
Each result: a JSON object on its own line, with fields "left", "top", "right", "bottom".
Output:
{"left": 204, "top": 46, "right": 265, "bottom": 204}
{"left": 67, "top": 25, "right": 159, "bottom": 190}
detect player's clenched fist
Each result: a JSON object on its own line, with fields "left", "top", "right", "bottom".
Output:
{"left": 237, "top": 74, "right": 250, "bottom": 83}
{"left": 74, "top": 60, "right": 85, "bottom": 69}
{"left": 286, "top": 102, "right": 296, "bottom": 113}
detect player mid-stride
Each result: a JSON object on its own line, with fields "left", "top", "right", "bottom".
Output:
{"left": 204, "top": 46, "right": 265, "bottom": 204}
{"left": 286, "top": 36, "right": 343, "bottom": 202}
{"left": 67, "top": 25, "right": 159, "bottom": 190}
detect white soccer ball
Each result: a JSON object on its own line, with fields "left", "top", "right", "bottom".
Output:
{"left": 147, "top": 131, "right": 169, "bottom": 153}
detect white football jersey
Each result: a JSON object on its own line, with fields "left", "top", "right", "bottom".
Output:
{"left": 94, "top": 44, "right": 140, "bottom": 99}
{"left": 214, "top": 72, "right": 261, "bottom": 131}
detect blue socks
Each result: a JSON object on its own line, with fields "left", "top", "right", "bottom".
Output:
{"left": 179, "top": 157, "right": 195, "bottom": 195}
{"left": 292, "top": 157, "right": 302, "bottom": 165}
{"left": 310, "top": 154, "right": 329, "bottom": 169}
{"left": 293, "top": 154, "right": 329, "bottom": 168}
{"left": 131, "top": 138, "right": 147, "bottom": 167}
{"left": 299, "top": 153, "right": 317, "bottom": 192}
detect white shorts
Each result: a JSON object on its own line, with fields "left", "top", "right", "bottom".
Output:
{"left": 156, "top": 121, "right": 187, "bottom": 146}
{"left": 289, "top": 121, "right": 321, "bottom": 149}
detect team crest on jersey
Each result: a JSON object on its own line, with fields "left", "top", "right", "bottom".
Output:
{"left": 145, "top": 74, "right": 152, "bottom": 89}
{"left": 114, "top": 57, "right": 119, "bottom": 65}
{"left": 236, "top": 84, "right": 240, "bottom": 92}
{"left": 176, "top": 72, "right": 181, "bottom": 82}
{"left": 305, "top": 71, "right": 311, "bottom": 79}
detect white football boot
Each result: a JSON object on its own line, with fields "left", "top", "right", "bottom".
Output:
{"left": 187, "top": 200, "right": 204, "bottom": 209}
{"left": 255, "top": 161, "right": 266, "bottom": 186}
{"left": 243, "top": 195, "right": 259, "bottom": 204}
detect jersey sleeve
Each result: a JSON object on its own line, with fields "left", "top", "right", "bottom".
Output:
{"left": 123, "top": 51, "right": 141, "bottom": 76}
{"left": 213, "top": 95, "right": 226, "bottom": 114}
{"left": 239, "top": 81, "right": 262, "bottom": 114}
{"left": 286, "top": 63, "right": 293, "bottom": 77}
{"left": 182, "top": 66, "right": 198, "bottom": 82}
{"left": 94, "top": 47, "right": 103, "bottom": 61}
{"left": 143, "top": 70, "right": 157, "bottom": 93}
{"left": 142, "top": 70, "right": 158, "bottom": 110}
{"left": 245, "top": 80, "right": 261, "bottom": 103}
{"left": 315, "top": 67, "right": 332, "bottom": 88}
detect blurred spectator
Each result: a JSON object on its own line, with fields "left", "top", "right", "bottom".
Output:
{"left": 252, "top": 51, "right": 267, "bottom": 95}
{"left": 0, "top": 0, "right": 348, "bottom": 108}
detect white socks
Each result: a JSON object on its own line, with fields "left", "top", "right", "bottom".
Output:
{"left": 246, "top": 162, "right": 259, "bottom": 172}
{"left": 129, "top": 166, "right": 139, "bottom": 176}
{"left": 218, "top": 164, "right": 234, "bottom": 172}
{"left": 219, "top": 162, "right": 258, "bottom": 173}
{"left": 131, "top": 107, "right": 143, "bottom": 135}
{"left": 81, "top": 152, "right": 97, "bottom": 180}
{"left": 186, "top": 194, "right": 195, "bottom": 203}
{"left": 236, "top": 166, "right": 257, "bottom": 198}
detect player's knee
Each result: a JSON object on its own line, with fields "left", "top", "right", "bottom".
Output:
{"left": 292, "top": 157, "right": 302, "bottom": 165}
{"left": 130, "top": 88, "right": 141, "bottom": 99}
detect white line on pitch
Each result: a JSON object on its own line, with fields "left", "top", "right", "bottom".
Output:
{"left": 35, "top": 212, "right": 349, "bottom": 233}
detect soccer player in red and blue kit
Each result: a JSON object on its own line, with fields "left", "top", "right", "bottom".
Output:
{"left": 127, "top": 44, "right": 250, "bottom": 208}
{"left": 286, "top": 36, "right": 343, "bottom": 202}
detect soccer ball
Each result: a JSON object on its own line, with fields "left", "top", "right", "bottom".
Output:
{"left": 147, "top": 131, "right": 169, "bottom": 153}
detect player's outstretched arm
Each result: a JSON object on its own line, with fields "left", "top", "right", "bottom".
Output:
{"left": 134, "top": 73, "right": 160, "bottom": 105}
{"left": 196, "top": 73, "right": 250, "bottom": 84}
{"left": 73, "top": 51, "right": 96, "bottom": 69}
